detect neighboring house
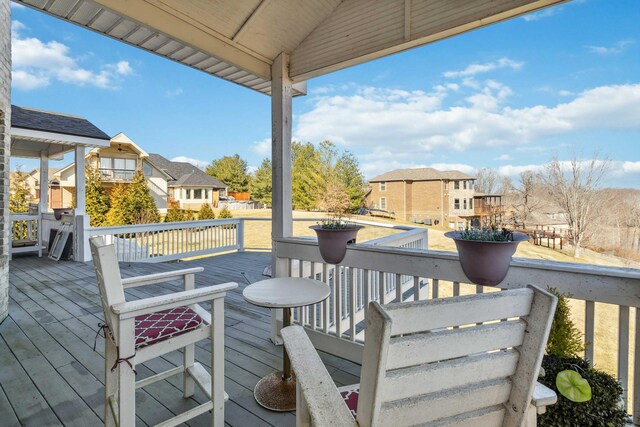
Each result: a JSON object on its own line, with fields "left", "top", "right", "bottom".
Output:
{"left": 367, "top": 168, "right": 478, "bottom": 228}
{"left": 146, "top": 153, "right": 228, "bottom": 210}
{"left": 56, "top": 133, "right": 171, "bottom": 212}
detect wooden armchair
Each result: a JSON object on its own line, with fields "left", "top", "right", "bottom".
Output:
{"left": 282, "top": 285, "right": 558, "bottom": 427}
{"left": 89, "top": 236, "right": 237, "bottom": 427}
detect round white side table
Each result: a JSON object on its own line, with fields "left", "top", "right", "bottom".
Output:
{"left": 243, "top": 277, "right": 330, "bottom": 411}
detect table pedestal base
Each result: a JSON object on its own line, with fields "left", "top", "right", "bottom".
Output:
{"left": 254, "top": 371, "right": 297, "bottom": 411}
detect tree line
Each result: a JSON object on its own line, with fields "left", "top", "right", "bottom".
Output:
{"left": 205, "top": 140, "right": 366, "bottom": 212}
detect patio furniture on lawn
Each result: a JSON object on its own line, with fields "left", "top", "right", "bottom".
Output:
{"left": 89, "top": 236, "right": 238, "bottom": 427}
{"left": 282, "top": 285, "right": 558, "bottom": 427}
{"left": 243, "top": 277, "right": 330, "bottom": 411}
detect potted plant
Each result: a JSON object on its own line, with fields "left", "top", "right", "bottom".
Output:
{"left": 444, "top": 227, "right": 529, "bottom": 286}
{"left": 310, "top": 179, "right": 363, "bottom": 264}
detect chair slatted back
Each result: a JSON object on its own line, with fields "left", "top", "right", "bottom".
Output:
{"left": 90, "top": 236, "right": 125, "bottom": 341}
{"left": 356, "top": 286, "right": 556, "bottom": 427}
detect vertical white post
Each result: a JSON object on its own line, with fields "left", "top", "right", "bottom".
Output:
{"left": 271, "top": 52, "right": 293, "bottom": 256}
{"left": 39, "top": 151, "right": 48, "bottom": 213}
{"left": 74, "top": 145, "right": 86, "bottom": 215}
{"left": 0, "top": 0, "right": 12, "bottom": 323}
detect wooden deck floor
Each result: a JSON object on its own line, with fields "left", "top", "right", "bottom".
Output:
{"left": 1, "top": 252, "right": 361, "bottom": 426}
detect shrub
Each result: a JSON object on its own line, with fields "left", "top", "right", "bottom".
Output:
{"left": 538, "top": 355, "right": 627, "bottom": 427}
{"left": 218, "top": 206, "right": 232, "bottom": 218}
{"left": 198, "top": 203, "right": 216, "bottom": 220}
{"left": 165, "top": 207, "right": 188, "bottom": 222}
{"left": 546, "top": 288, "right": 585, "bottom": 358}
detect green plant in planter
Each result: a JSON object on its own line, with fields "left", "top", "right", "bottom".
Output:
{"left": 457, "top": 227, "right": 515, "bottom": 242}
{"left": 539, "top": 288, "right": 627, "bottom": 426}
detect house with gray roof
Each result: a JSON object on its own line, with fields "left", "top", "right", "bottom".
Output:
{"left": 366, "top": 167, "right": 479, "bottom": 228}
{"left": 146, "top": 153, "right": 228, "bottom": 210}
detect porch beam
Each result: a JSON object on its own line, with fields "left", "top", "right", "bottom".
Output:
{"left": 39, "top": 150, "right": 48, "bottom": 213}
{"left": 74, "top": 145, "right": 86, "bottom": 215}
{"left": 94, "top": 0, "right": 272, "bottom": 79}
{"left": 271, "top": 52, "right": 293, "bottom": 270}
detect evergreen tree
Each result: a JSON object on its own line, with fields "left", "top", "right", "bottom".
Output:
{"left": 9, "top": 170, "right": 31, "bottom": 213}
{"left": 249, "top": 158, "right": 272, "bottom": 207}
{"left": 335, "top": 151, "right": 365, "bottom": 212}
{"left": 127, "top": 170, "right": 160, "bottom": 224}
{"left": 292, "top": 142, "right": 323, "bottom": 210}
{"left": 198, "top": 203, "right": 216, "bottom": 220}
{"left": 105, "top": 184, "right": 130, "bottom": 225}
{"left": 85, "top": 166, "right": 110, "bottom": 226}
{"left": 206, "top": 154, "right": 250, "bottom": 192}
{"left": 218, "top": 206, "right": 233, "bottom": 218}
{"left": 546, "top": 287, "right": 586, "bottom": 358}
{"left": 165, "top": 206, "right": 187, "bottom": 222}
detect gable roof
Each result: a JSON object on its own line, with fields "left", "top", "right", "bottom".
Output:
{"left": 147, "top": 153, "right": 227, "bottom": 188}
{"left": 11, "top": 105, "right": 111, "bottom": 140}
{"left": 369, "top": 168, "right": 475, "bottom": 183}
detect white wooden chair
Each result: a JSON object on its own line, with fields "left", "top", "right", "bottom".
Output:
{"left": 282, "top": 285, "right": 558, "bottom": 427}
{"left": 89, "top": 236, "right": 237, "bottom": 427}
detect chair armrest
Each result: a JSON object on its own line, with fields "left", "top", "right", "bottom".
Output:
{"left": 112, "top": 282, "right": 237, "bottom": 319}
{"left": 281, "top": 326, "right": 356, "bottom": 427}
{"left": 121, "top": 267, "right": 204, "bottom": 288}
{"left": 531, "top": 382, "right": 557, "bottom": 413}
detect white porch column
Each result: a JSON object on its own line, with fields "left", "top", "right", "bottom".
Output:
{"left": 270, "top": 53, "right": 293, "bottom": 344}
{"left": 0, "top": 0, "right": 11, "bottom": 324}
{"left": 74, "top": 145, "right": 90, "bottom": 261}
{"left": 39, "top": 150, "right": 48, "bottom": 213}
{"left": 271, "top": 53, "right": 293, "bottom": 253}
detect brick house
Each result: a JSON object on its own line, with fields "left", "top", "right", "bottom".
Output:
{"left": 367, "top": 168, "right": 478, "bottom": 228}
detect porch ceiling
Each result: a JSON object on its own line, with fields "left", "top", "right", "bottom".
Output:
{"left": 17, "top": 0, "right": 567, "bottom": 96}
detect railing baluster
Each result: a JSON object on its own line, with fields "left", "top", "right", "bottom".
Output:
{"left": 310, "top": 262, "right": 317, "bottom": 330}
{"left": 585, "top": 300, "right": 595, "bottom": 364}
{"left": 634, "top": 308, "right": 640, "bottom": 425}
{"left": 395, "top": 273, "right": 402, "bottom": 303}
{"left": 363, "top": 269, "right": 370, "bottom": 323}
{"left": 335, "top": 265, "right": 342, "bottom": 338}
{"left": 453, "top": 281, "right": 460, "bottom": 297}
{"left": 432, "top": 278, "right": 439, "bottom": 299}
{"left": 619, "top": 305, "right": 630, "bottom": 409}
{"left": 413, "top": 276, "right": 421, "bottom": 301}
{"left": 322, "top": 263, "right": 330, "bottom": 334}
{"left": 379, "top": 271, "right": 385, "bottom": 304}
{"left": 349, "top": 267, "right": 356, "bottom": 341}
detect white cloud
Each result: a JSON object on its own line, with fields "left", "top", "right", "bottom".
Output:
{"left": 522, "top": 7, "right": 562, "bottom": 21}
{"left": 498, "top": 164, "right": 546, "bottom": 177}
{"left": 295, "top": 82, "right": 640, "bottom": 179}
{"left": 586, "top": 40, "right": 635, "bottom": 55}
{"left": 443, "top": 58, "right": 523, "bottom": 79}
{"left": 428, "top": 163, "right": 476, "bottom": 175}
{"left": 10, "top": 2, "right": 26, "bottom": 9}
{"left": 558, "top": 90, "right": 574, "bottom": 97}
{"left": 495, "top": 154, "right": 512, "bottom": 161}
{"left": 251, "top": 137, "right": 271, "bottom": 157}
{"left": 11, "top": 20, "right": 133, "bottom": 90}
{"left": 165, "top": 88, "right": 183, "bottom": 97}
{"left": 622, "top": 161, "right": 640, "bottom": 174}
{"left": 170, "top": 156, "right": 208, "bottom": 169}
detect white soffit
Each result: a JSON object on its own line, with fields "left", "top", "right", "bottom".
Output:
{"left": 16, "top": 0, "right": 567, "bottom": 94}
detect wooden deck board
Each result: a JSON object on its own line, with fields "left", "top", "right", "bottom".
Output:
{"left": 2, "top": 252, "right": 361, "bottom": 426}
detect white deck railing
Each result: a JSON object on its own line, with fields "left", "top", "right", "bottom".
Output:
{"left": 273, "top": 236, "right": 640, "bottom": 424}
{"left": 86, "top": 219, "right": 243, "bottom": 262}
{"left": 9, "top": 213, "right": 42, "bottom": 257}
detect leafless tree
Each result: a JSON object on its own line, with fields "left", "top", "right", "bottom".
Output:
{"left": 512, "top": 170, "right": 541, "bottom": 229}
{"left": 474, "top": 168, "right": 502, "bottom": 194}
{"left": 541, "top": 155, "right": 610, "bottom": 257}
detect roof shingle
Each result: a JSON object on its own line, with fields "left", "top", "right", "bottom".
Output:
{"left": 147, "top": 153, "right": 227, "bottom": 188}
{"left": 11, "top": 105, "right": 110, "bottom": 140}
{"left": 369, "top": 168, "right": 474, "bottom": 182}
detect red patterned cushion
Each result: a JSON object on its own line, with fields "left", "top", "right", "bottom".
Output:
{"left": 340, "top": 388, "right": 359, "bottom": 416}
{"left": 134, "top": 306, "right": 203, "bottom": 349}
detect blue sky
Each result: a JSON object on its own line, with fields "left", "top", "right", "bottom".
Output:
{"left": 9, "top": 0, "right": 640, "bottom": 188}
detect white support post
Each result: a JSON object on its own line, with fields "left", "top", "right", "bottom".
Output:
{"left": 39, "top": 151, "right": 48, "bottom": 213}
{"left": 0, "top": 0, "right": 11, "bottom": 324}
{"left": 74, "top": 145, "right": 89, "bottom": 261}
{"left": 271, "top": 52, "right": 293, "bottom": 251}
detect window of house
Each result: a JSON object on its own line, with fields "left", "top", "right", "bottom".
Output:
{"left": 143, "top": 162, "right": 152, "bottom": 176}
{"left": 380, "top": 182, "right": 386, "bottom": 191}
{"left": 463, "top": 181, "right": 467, "bottom": 190}
{"left": 100, "top": 157, "right": 112, "bottom": 169}
{"left": 194, "top": 189, "right": 203, "bottom": 199}
{"left": 463, "top": 199, "right": 467, "bottom": 209}
{"left": 454, "top": 198, "right": 460, "bottom": 209}
{"left": 204, "top": 189, "right": 209, "bottom": 199}
{"left": 454, "top": 181, "right": 460, "bottom": 190}
{"left": 186, "top": 189, "right": 191, "bottom": 199}
{"left": 380, "top": 197, "right": 387, "bottom": 210}
{"left": 469, "top": 198, "right": 474, "bottom": 209}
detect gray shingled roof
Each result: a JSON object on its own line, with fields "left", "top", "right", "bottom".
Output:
{"left": 11, "top": 105, "right": 110, "bottom": 140}
{"left": 147, "top": 153, "right": 227, "bottom": 188}
{"left": 369, "top": 168, "right": 474, "bottom": 182}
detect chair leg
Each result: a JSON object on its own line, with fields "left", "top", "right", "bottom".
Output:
{"left": 183, "top": 343, "right": 195, "bottom": 398}
{"left": 118, "top": 322, "right": 137, "bottom": 427}
{"left": 105, "top": 338, "right": 118, "bottom": 427}
{"left": 211, "top": 299, "right": 225, "bottom": 426}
